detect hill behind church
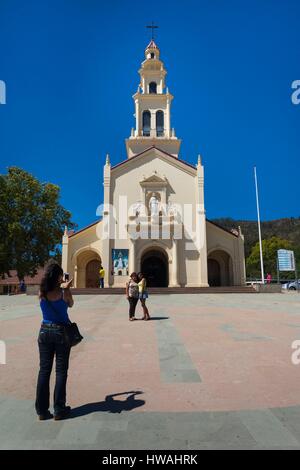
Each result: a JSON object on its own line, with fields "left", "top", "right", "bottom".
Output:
{"left": 212, "top": 217, "right": 300, "bottom": 259}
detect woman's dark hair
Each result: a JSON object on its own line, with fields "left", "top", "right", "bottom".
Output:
{"left": 130, "top": 272, "right": 137, "bottom": 279}
{"left": 39, "top": 262, "right": 63, "bottom": 299}
{"left": 138, "top": 272, "right": 145, "bottom": 279}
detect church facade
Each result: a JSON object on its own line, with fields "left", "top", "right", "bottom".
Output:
{"left": 61, "top": 40, "right": 246, "bottom": 288}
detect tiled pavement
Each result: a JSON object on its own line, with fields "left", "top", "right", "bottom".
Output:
{"left": 0, "top": 292, "right": 300, "bottom": 449}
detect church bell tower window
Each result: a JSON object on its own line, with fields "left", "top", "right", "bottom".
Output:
{"left": 156, "top": 110, "right": 164, "bottom": 137}
{"left": 149, "top": 82, "right": 157, "bottom": 94}
{"left": 143, "top": 110, "right": 151, "bottom": 136}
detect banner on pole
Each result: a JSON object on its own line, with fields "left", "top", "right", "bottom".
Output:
{"left": 277, "top": 249, "right": 295, "bottom": 271}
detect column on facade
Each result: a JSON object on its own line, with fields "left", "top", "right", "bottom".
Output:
{"left": 150, "top": 111, "right": 156, "bottom": 137}
{"left": 135, "top": 99, "right": 140, "bottom": 136}
{"left": 139, "top": 187, "right": 148, "bottom": 239}
{"left": 238, "top": 226, "right": 246, "bottom": 285}
{"left": 61, "top": 226, "right": 69, "bottom": 274}
{"left": 232, "top": 241, "right": 239, "bottom": 286}
{"left": 170, "top": 238, "right": 180, "bottom": 287}
{"left": 129, "top": 237, "right": 136, "bottom": 274}
{"left": 161, "top": 187, "right": 167, "bottom": 206}
{"left": 101, "top": 155, "right": 112, "bottom": 286}
{"left": 196, "top": 156, "right": 209, "bottom": 287}
{"left": 166, "top": 96, "right": 171, "bottom": 138}
{"left": 74, "top": 265, "right": 78, "bottom": 288}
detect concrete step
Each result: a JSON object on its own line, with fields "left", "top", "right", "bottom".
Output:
{"left": 71, "top": 286, "right": 257, "bottom": 295}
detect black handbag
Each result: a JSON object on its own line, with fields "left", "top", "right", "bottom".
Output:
{"left": 63, "top": 322, "right": 83, "bottom": 347}
{"left": 46, "top": 297, "right": 83, "bottom": 347}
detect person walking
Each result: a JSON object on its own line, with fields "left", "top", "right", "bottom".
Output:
{"left": 137, "top": 272, "right": 150, "bottom": 321}
{"left": 35, "top": 262, "right": 74, "bottom": 421}
{"left": 125, "top": 272, "right": 139, "bottom": 321}
{"left": 99, "top": 265, "right": 105, "bottom": 288}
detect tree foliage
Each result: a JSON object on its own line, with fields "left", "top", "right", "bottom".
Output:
{"left": 246, "top": 236, "right": 293, "bottom": 278}
{"left": 212, "top": 217, "right": 300, "bottom": 277}
{"left": 0, "top": 167, "right": 76, "bottom": 280}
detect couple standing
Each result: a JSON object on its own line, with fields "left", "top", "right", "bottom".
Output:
{"left": 126, "top": 272, "right": 150, "bottom": 321}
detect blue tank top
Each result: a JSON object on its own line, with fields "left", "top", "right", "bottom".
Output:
{"left": 40, "top": 291, "right": 70, "bottom": 325}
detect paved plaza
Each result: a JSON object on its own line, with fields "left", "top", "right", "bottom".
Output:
{"left": 0, "top": 292, "right": 300, "bottom": 449}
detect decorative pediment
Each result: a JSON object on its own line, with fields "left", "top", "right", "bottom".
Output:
{"left": 140, "top": 171, "right": 168, "bottom": 187}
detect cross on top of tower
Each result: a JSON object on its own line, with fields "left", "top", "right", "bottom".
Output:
{"left": 146, "top": 21, "right": 158, "bottom": 40}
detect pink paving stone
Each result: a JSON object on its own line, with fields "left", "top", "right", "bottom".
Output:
{"left": 0, "top": 294, "right": 300, "bottom": 413}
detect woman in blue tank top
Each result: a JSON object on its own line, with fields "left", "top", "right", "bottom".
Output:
{"left": 35, "top": 262, "right": 74, "bottom": 421}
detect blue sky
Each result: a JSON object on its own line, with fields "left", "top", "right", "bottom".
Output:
{"left": 0, "top": 0, "right": 299, "bottom": 230}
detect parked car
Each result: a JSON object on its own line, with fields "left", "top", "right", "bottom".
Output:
{"left": 282, "top": 280, "right": 300, "bottom": 290}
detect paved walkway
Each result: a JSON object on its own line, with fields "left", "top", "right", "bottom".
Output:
{"left": 0, "top": 292, "right": 300, "bottom": 449}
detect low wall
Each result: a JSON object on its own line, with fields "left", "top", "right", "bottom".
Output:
{"left": 26, "top": 285, "right": 39, "bottom": 296}
{"left": 253, "top": 284, "right": 282, "bottom": 293}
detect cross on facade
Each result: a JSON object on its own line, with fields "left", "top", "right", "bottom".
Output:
{"left": 146, "top": 22, "right": 158, "bottom": 40}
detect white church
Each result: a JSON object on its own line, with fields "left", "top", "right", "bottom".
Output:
{"left": 61, "top": 39, "right": 246, "bottom": 288}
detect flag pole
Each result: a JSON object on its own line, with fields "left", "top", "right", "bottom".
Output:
{"left": 254, "top": 166, "right": 265, "bottom": 284}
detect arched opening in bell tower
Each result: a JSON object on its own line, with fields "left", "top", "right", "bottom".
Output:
{"left": 142, "top": 110, "right": 151, "bottom": 136}
{"left": 149, "top": 81, "right": 157, "bottom": 94}
{"left": 156, "top": 110, "right": 164, "bottom": 137}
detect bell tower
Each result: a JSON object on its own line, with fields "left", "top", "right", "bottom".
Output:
{"left": 125, "top": 40, "right": 181, "bottom": 158}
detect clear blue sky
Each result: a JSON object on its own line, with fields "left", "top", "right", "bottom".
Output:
{"left": 0, "top": 0, "right": 299, "bottom": 230}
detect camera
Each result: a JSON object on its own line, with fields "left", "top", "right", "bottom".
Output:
{"left": 64, "top": 273, "right": 69, "bottom": 281}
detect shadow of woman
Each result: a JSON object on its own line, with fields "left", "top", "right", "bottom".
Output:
{"left": 148, "top": 316, "right": 169, "bottom": 321}
{"left": 70, "top": 391, "right": 145, "bottom": 418}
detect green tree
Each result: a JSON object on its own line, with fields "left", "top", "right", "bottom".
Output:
{"left": 246, "top": 236, "right": 293, "bottom": 279}
{"left": 0, "top": 174, "right": 10, "bottom": 276}
{"left": 0, "top": 167, "right": 76, "bottom": 280}
{"left": 294, "top": 245, "right": 300, "bottom": 277}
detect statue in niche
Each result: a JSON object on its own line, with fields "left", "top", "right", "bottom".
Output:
{"left": 149, "top": 194, "right": 159, "bottom": 216}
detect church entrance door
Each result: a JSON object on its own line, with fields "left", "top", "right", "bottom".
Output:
{"left": 141, "top": 250, "right": 168, "bottom": 287}
{"left": 86, "top": 259, "right": 101, "bottom": 288}
{"left": 208, "top": 259, "right": 221, "bottom": 286}
{"left": 208, "top": 250, "right": 233, "bottom": 286}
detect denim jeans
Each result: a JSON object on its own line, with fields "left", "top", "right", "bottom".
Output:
{"left": 35, "top": 325, "right": 71, "bottom": 416}
{"left": 100, "top": 278, "right": 104, "bottom": 288}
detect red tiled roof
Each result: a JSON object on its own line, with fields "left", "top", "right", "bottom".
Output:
{"left": 68, "top": 220, "right": 100, "bottom": 238}
{"left": 112, "top": 146, "right": 196, "bottom": 171}
{"left": 63, "top": 218, "right": 238, "bottom": 241}
{"left": 207, "top": 219, "right": 239, "bottom": 238}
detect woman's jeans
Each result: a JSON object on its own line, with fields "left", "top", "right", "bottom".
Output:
{"left": 35, "top": 324, "right": 71, "bottom": 416}
{"left": 128, "top": 297, "right": 138, "bottom": 318}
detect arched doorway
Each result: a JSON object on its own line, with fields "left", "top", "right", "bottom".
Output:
{"left": 208, "top": 259, "right": 221, "bottom": 286}
{"left": 86, "top": 259, "right": 101, "bottom": 288}
{"left": 74, "top": 249, "right": 102, "bottom": 288}
{"left": 208, "top": 250, "right": 233, "bottom": 286}
{"left": 141, "top": 250, "right": 168, "bottom": 287}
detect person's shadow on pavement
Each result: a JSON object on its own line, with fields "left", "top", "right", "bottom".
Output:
{"left": 148, "top": 316, "right": 169, "bottom": 321}
{"left": 70, "top": 391, "right": 145, "bottom": 418}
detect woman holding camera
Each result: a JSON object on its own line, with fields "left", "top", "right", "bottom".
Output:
{"left": 35, "top": 262, "right": 74, "bottom": 421}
